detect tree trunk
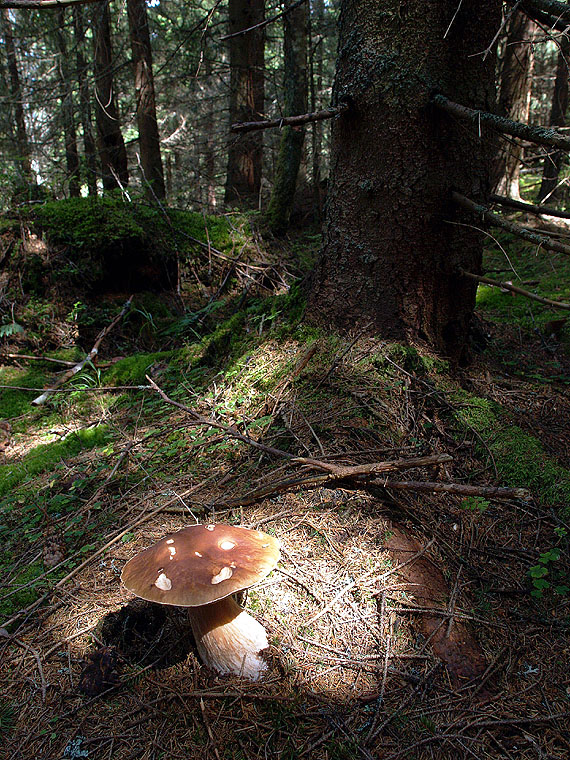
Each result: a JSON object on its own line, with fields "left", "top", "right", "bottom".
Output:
{"left": 307, "top": 0, "right": 502, "bottom": 363}
{"left": 91, "top": 1, "right": 129, "bottom": 191}
{"left": 55, "top": 9, "right": 81, "bottom": 197}
{"left": 225, "top": 0, "right": 265, "bottom": 206}
{"left": 537, "top": 36, "right": 570, "bottom": 204}
{"left": 73, "top": 7, "right": 98, "bottom": 196}
{"left": 1, "top": 8, "right": 33, "bottom": 185}
{"left": 126, "top": 0, "right": 165, "bottom": 201}
{"left": 493, "top": 11, "right": 535, "bottom": 199}
{"left": 310, "top": 0, "right": 325, "bottom": 218}
{"left": 266, "top": 0, "right": 308, "bottom": 233}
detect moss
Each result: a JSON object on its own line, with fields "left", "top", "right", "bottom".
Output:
{"left": 0, "top": 364, "right": 51, "bottom": 418}
{"left": 0, "top": 426, "right": 110, "bottom": 497}
{"left": 452, "top": 391, "right": 570, "bottom": 510}
{"left": 103, "top": 351, "right": 176, "bottom": 385}
{"left": 0, "top": 560, "right": 45, "bottom": 620}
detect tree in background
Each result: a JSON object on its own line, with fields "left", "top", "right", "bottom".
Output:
{"left": 225, "top": 0, "right": 265, "bottom": 206}
{"left": 537, "top": 34, "right": 570, "bottom": 204}
{"left": 1, "top": 8, "right": 33, "bottom": 186}
{"left": 308, "top": 0, "right": 502, "bottom": 362}
{"left": 266, "top": 0, "right": 308, "bottom": 234}
{"left": 126, "top": 0, "right": 165, "bottom": 201}
{"left": 494, "top": 10, "right": 536, "bottom": 199}
{"left": 72, "top": 6, "right": 98, "bottom": 197}
{"left": 91, "top": 1, "right": 129, "bottom": 191}
{"left": 55, "top": 8, "right": 80, "bottom": 197}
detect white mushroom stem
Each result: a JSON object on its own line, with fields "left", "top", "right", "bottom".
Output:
{"left": 188, "top": 596, "right": 270, "bottom": 681}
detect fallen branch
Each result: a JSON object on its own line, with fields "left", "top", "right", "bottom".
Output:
{"left": 374, "top": 478, "right": 530, "bottom": 499}
{"left": 31, "top": 298, "right": 132, "bottom": 406}
{"left": 490, "top": 193, "right": 570, "bottom": 220}
{"left": 460, "top": 269, "right": 570, "bottom": 311}
{"left": 231, "top": 104, "right": 348, "bottom": 134}
{"left": 452, "top": 191, "right": 570, "bottom": 256}
{"left": 433, "top": 94, "right": 570, "bottom": 151}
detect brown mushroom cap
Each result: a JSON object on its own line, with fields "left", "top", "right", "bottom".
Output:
{"left": 121, "top": 524, "right": 280, "bottom": 607}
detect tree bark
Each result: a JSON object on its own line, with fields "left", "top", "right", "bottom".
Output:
{"left": 91, "top": 1, "right": 129, "bottom": 191}
{"left": 537, "top": 35, "right": 570, "bottom": 204}
{"left": 266, "top": 0, "right": 308, "bottom": 233}
{"left": 72, "top": 6, "right": 98, "bottom": 196}
{"left": 55, "top": 8, "right": 81, "bottom": 197}
{"left": 225, "top": 0, "right": 265, "bottom": 206}
{"left": 1, "top": 8, "right": 33, "bottom": 185}
{"left": 493, "top": 11, "right": 536, "bottom": 199}
{"left": 126, "top": 0, "right": 165, "bottom": 201}
{"left": 307, "top": 0, "right": 502, "bottom": 363}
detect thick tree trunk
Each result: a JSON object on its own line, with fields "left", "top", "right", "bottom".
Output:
{"left": 307, "top": 0, "right": 502, "bottom": 362}
{"left": 266, "top": 0, "right": 308, "bottom": 233}
{"left": 126, "top": 0, "right": 165, "bottom": 201}
{"left": 537, "top": 36, "right": 570, "bottom": 204}
{"left": 309, "top": 0, "right": 325, "bottom": 219}
{"left": 73, "top": 6, "right": 98, "bottom": 197}
{"left": 225, "top": 0, "right": 265, "bottom": 206}
{"left": 1, "top": 8, "right": 33, "bottom": 185}
{"left": 493, "top": 11, "right": 535, "bottom": 199}
{"left": 91, "top": 1, "right": 129, "bottom": 191}
{"left": 55, "top": 9, "right": 81, "bottom": 197}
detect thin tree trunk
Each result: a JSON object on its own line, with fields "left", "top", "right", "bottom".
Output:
{"left": 537, "top": 36, "right": 570, "bottom": 204}
{"left": 203, "top": 44, "right": 217, "bottom": 212}
{"left": 126, "top": 0, "right": 165, "bottom": 200}
{"left": 266, "top": 0, "right": 308, "bottom": 233}
{"left": 310, "top": 0, "right": 324, "bottom": 218}
{"left": 91, "top": 1, "right": 129, "bottom": 191}
{"left": 307, "top": 0, "right": 502, "bottom": 363}
{"left": 493, "top": 11, "right": 536, "bottom": 199}
{"left": 73, "top": 6, "right": 98, "bottom": 196}
{"left": 1, "top": 8, "right": 33, "bottom": 184}
{"left": 225, "top": 0, "right": 265, "bottom": 206}
{"left": 55, "top": 8, "right": 81, "bottom": 197}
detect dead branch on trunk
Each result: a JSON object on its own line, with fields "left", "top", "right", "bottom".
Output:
{"left": 0, "top": 0, "right": 105, "bottom": 7}
{"left": 433, "top": 94, "right": 570, "bottom": 151}
{"left": 452, "top": 191, "right": 570, "bottom": 256}
{"left": 506, "top": 0, "right": 570, "bottom": 31}
{"left": 490, "top": 193, "right": 570, "bottom": 220}
{"left": 31, "top": 297, "right": 132, "bottom": 406}
{"left": 460, "top": 269, "right": 570, "bottom": 311}
{"left": 231, "top": 104, "right": 348, "bottom": 134}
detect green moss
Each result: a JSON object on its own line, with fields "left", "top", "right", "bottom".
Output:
{"left": 0, "top": 426, "right": 110, "bottom": 497}
{"left": 452, "top": 391, "right": 570, "bottom": 510}
{"left": 0, "top": 364, "right": 51, "bottom": 418}
{"left": 103, "top": 351, "right": 176, "bottom": 385}
{"left": 0, "top": 560, "right": 45, "bottom": 620}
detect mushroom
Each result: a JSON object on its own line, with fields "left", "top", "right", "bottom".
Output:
{"left": 121, "top": 523, "right": 280, "bottom": 680}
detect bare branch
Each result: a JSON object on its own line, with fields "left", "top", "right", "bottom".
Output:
{"left": 31, "top": 298, "right": 132, "bottom": 406}
{"left": 452, "top": 191, "right": 570, "bottom": 256}
{"left": 0, "top": 0, "right": 105, "bottom": 8}
{"left": 433, "top": 94, "right": 570, "bottom": 151}
{"left": 375, "top": 478, "right": 530, "bottom": 499}
{"left": 460, "top": 269, "right": 570, "bottom": 311}
{"left": 220, "top": 0, "right": 306, "bottom": 40}
{"left": 490, "top": 193, "right": 570, "bottom": 220}
{"left": 506, "top": 0, "right": 570, "bottom": 30}
{"left": 231, "top": 104, "right": 348, "bottom": 134}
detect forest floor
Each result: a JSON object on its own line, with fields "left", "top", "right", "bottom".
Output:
{"left": 0, "top": 197, "right": 569, "bottom": 760}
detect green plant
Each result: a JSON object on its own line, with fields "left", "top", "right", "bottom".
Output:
{"left": 0, "top": 322, "right": 24, "bottom": 338}
{"left": 460, "top": 496, "right": 490, "bottom": 512}
{"left": 528, "top": 548, "right": 569, "bottom": 598}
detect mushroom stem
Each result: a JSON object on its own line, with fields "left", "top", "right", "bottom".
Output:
{"left": 188, "top": 596, "right": 270, "bottom": 680}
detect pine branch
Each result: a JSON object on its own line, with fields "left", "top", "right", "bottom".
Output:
{"left": 490, "top": 193, "right": 570, "bottom": 220}
{"left": 459, "top": 269, "right": 570, "bottom": 311}
{"left": 231, "top": 104, "right": 348, "bottom": 134}
{"left": 506, "top": 0, "right": 570, "bottom": 30}
{"left": 433, "top": 94, "right": 570, "bottom": 151}
{"left": 452, "top": 191, "right": 570, "bottom": 256}
{"left": 0, "top": 0, "right": 105, "bottom": 7}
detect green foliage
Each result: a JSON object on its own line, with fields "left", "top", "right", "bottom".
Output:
{"left": 0, "top": 699, "right": 16, "bottom": 736}
{"left": 0, "top": 322, "right": 24, "bottom": 338}
{"left": 528, "top": 547, "right": 569, "bottom": 598}
{"left": 0, "top": 426, "right": 110, "bottom": 497}
{"left": 103, "top": 351, "right": 175, "bottom": 385}
{"left": 461, "top": 496, "right": 490, "bottom": 512}
{"left": 452, "top": 390, "right": 570, "bottom": 510}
